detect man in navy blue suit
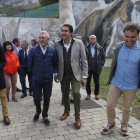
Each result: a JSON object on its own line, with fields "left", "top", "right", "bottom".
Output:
{"left": 28, "top": 31, "right": 58, "bottom": 125}
{"left": 18, "top": 40, "right": 33, "bottom": 98}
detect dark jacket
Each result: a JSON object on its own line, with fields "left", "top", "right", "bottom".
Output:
{"left": 0, "top": 46, "right": 6, "bottom": 90}
{"left": 107, "top": 46, "right": 121, "bottom": 85}
{"left": 18, "top": 49, "right": 30, "bottom": 70}
{"left": 28, "top": 46, "right": 58, "bottom": 82}
{"left": 86, "top": 43, "right": 105, "bottom": 74}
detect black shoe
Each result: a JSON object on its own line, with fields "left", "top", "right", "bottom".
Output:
{"left": 70, "top": 99, "right": 74, "bottom": 104}
{"left": 29, "top": 92, "right": 33, "bottom": 96}
{"left": 16, "top": 88, "right": 21, "bottom": 92}
{"left": 43, "top": 117, "right": 50, "bottom": 126}
{"left": 33, "top": 114, "right": 40, "bottom": 122}
{"left": 21, "top": 94, "right": 27, "bottom": 98}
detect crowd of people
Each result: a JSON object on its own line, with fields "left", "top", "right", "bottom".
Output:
{"left": 0, "top": 22, "right": 140, "bottom": 137}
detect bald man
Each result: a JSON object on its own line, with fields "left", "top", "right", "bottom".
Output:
{"left": 85, "top": 35, "right": 105, "bottom": 100}
{"left": 28, "top": 31, "right": 58, "bottom": 125}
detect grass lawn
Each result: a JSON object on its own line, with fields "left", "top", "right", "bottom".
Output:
{"left": 93, "top": 67, "right": 140, "bottom": 120}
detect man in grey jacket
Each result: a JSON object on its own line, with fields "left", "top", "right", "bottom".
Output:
{"left": 54, "top": 24, "right": 88, "bottom": 129}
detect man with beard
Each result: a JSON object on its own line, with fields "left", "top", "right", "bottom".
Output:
{"left": 54, "top": 24, "right": 88, "bottom": 129}
{"left": 101, "top": 22, "right": 140, "bottom": 136}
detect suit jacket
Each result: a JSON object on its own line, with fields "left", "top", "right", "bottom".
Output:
{"left": 12, "top": 43, "right": 21, "bottom": 56}
{"left": 0, "top": 46, "right": 6, "bottom": 90}
{"left": 54, "top": 38, "right": 88, "bottom": 81}
{"left": 18, "top": 49, "right": 30, "bottom": 70}
{"left": 28, "top": 45, "right": 57, "bottom": 82}
{"left": 86, "top": 43, "right": 105, "bottom": 74}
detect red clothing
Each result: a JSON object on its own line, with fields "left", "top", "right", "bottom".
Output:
{"left": 4, "top": 51, "right": 20, "bottom": 74}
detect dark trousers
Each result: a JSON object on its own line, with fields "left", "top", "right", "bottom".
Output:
{"left": 19, "top": 68, "right": 32, "bottom": 95}
{"left": 33, "top": 80, "right": 52, "bottom": 118}
{"left": 61, "top": 75, "right": 81, "bottom": 119}
{"left": 86, "top": 71, "right": 100, "bottom": 96}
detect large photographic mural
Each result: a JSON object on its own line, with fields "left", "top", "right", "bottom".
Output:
{"left": 0, "top": 0, "right": 139, "bottom": 58}
{"left": 0, "top": 0, "right": 59, "bottom": 18}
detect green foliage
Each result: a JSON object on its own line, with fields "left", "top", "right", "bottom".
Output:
{"left": 91, "top": 67, "right": 140, "bottom": 120}
{"left": 39, "top": 0, "right": 58, "bottom": 6}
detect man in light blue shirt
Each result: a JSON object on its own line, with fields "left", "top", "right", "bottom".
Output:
{"left": 102, "top": 22, "right": 140, "bottom": 136}
{"left": 112, "top": 42, "right": 140, "bottom": 90}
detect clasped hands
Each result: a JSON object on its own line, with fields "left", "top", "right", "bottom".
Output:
{"left": 81, "top": 78, "right": 87, "bottom": 87}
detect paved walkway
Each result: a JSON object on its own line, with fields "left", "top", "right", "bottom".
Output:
{"left": 0, "top": 58, "right": 140, "bottom": 140}
{"left": 0, "top": 82, "right": 140, "bottom": 140}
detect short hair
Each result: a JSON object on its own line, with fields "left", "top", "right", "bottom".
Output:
{"left": 39, "top": 31, "right": 50, "bottom": 38}
{"left": 3, "top": 41, "right": 13, "bottom": 52}
{"left": 31, "top": 39, "right": 37, "bottom": 43}
{"left": 21, "top": 40, "right": 29, "bottom": 46}
{"left": 123, "top": 22, "right": 140, "bottom": 35}
{"left": 89, "top": 35, "right": 96, "bottom": 39}
{"left": 13, "top": 37, "right": 20, "bottom": 44}
{"left": 31, "top": 39, "right": 37, "bottom": 46}
{"left": 62, "top": 24, "right": 73, "bottom": 33}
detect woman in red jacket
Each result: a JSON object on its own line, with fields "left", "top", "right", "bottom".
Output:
{"left": 3, "top": 41, "right": 20, "bottom": 102}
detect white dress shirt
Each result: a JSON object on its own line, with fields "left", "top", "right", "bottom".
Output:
{"left": 63, "top": 41, "right": 71, "bottom": 52}
{"left": 40, "top": 46, "right": 47, "bottom": 54}
{"left": 90, "top": 45, "right": 95, "bottom": 57}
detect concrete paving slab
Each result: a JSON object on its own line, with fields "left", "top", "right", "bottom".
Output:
{"left": 0, "top": 79, "right": 140, "bottom": 140}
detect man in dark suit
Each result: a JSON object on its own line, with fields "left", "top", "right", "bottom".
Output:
{"left": 85, "top": 35, "right": 105, "bottom": 100}
{"left": 18, "top": 40, "right": 33, "bottom": 98}
{"left": 54, "top": 24, "right": 88, "bottom": 129}
{"left": 12, "top": 37, "right": 22, "bottom": 92}
{"left": 0, "top": 45, "right": 10, "bottom": 125}
{"left": 28, "top": 31, "right": 58, "bottom": 126}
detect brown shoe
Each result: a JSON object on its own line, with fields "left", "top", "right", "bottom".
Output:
{"left": 85, "top": 95, "right": 90, "bottom": 100}
{"left": 60, "top": 112, "right": 69, "bottom": 121}
{"left": 74, "top": 119, "right": 81, "bottom": 129}
{"left": 12, "top": 98, "right": 18, "bottom": 102}
{"left": 3, "top": 116, "right": 10, "bottom": 125}
{"left": 95, "top": 95, "right": 100, "bottom": 100}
